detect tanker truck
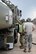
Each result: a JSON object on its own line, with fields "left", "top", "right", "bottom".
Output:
{"left": 0, "top": 1, "right": 13, "bottom": 29}
{"left": 0, "top": 1, "right": 14, "bottom": 50}
{"left": 0, "top": 0, "right": 20, "bottom": 50}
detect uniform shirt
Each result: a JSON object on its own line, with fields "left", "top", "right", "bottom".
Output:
{"left": 23, "top": 22, "right": 34, "bottom": 35}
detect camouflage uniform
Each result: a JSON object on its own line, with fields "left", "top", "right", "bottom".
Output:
{"left": 24, "top": 34, "right": 32, "bottom": 50}
{"left": 19, "top": 23, "right": 25, "bottom": 48}
{"left": 23, "top": 22, "right": 33, "bottom": 52}
{"left": 20, "top": 33, "right": 24, "bottom": 48}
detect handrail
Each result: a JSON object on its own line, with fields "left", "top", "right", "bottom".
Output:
{"left": 1, "top": 0, "right": 15, "bottom": 11}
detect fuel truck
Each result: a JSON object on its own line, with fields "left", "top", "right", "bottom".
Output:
{"left": 0, "top": 0, "right": 21, "bottom": 50}
{"left": 0, "top": 0, "right": 14, "bottom": 50}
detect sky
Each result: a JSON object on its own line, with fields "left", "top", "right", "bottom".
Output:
{"left": 0, "top": 0, "right": 36, "bottom": 20}
{"left": 10, "top": 0, "right": 36, "bottom": 20}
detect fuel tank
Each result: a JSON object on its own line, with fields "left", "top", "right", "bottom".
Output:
{"left": 0, "top": 2, "right": 13, "bottom": 29}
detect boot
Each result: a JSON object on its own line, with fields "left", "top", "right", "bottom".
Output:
{"left": 23, "top": 49, "right": 27, "bottom": 52}
{"left": 19, "top": 46, "right": 24, "bottom": 49}
{"left": 28, "top": 48, "right": 31, "bottom": 52}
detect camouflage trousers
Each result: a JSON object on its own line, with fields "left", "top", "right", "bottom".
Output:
{"left": 24, "top": 34, "right": 32, "bottom": 50}
{"left": 20, "top": 34, "right": 25, "bottom": 47}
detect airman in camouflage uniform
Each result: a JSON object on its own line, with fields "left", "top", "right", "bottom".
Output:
{"left": 19, "top": 19, "right": 25, "bottom": 49}
{"left": 23, "top": 18, "right": 35, "bottom": 52}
